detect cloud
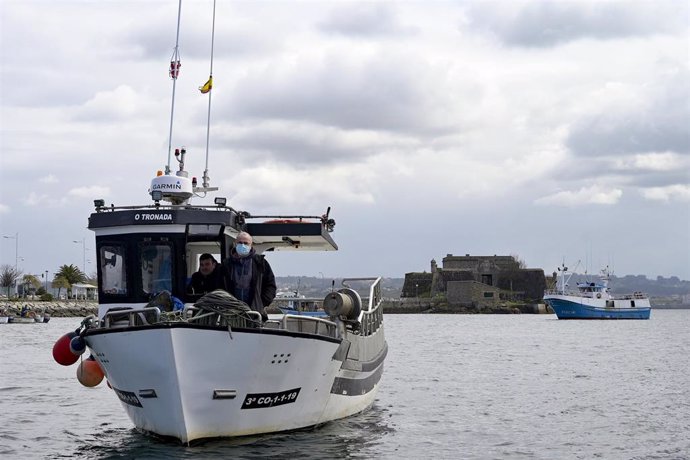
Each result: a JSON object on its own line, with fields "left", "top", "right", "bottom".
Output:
{"left": 467, "top": 1, "right": 688, "bottom": 47}
{"left": 319, "top": 4, "right": 417, "bottom": 37}
{"left": 567, "top": 70, "right": 690, "bottom": 158}
{"left": 640, "top": 184, "right": 690, "bottom": 202}
{"left": 1, "top": 1, "right": 689, "bottom": 280}
{"left": 127, "top": 7, "right": 282, "bottom": 60}
{"left": 222, "top": 50, "right": 478, "bottom": 136}
{"left": 212, "top": 120, "right": 407, "bottom": 166}
{"left": 68, "top": 186, "right": 111, "bottom": 199}
{"left": 72, "top": 85, "right": 159, "bottom": 123}
{"left": 39, "top": 174, "right": 59, "bottom": 184}
{"left": 535, "top": 185, "right": 623, "bottom": 206}
{"left": 221, "top": 163, "right": 375, "bottom": 212}
{"left": 24, "top": 192, "right": 69, "bottom": 207}
{"left": 0, "top": 204, "right": 9, "bottom": 214}
{"left": 613, "top": 152, "right": 687, "bottom": 172}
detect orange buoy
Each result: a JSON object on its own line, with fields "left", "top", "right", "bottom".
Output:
{"left": 76, "top": 356, "right": 105, "bottom": 387}
{"left": 52, "top": 332, "right": 80, "bottom": 366}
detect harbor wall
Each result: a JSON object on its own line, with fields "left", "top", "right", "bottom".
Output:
{"left": 2, "top": 301, "right": 98, "bottom": 318}
{"left": 3, "top": 299, "right": 551, "bottom": 317}
{"left": 382, "top": 298, "right": 550, "bottom": 314}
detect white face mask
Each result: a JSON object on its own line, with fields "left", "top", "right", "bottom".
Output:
{"left": 236, "top": 243, "right": 251, "bottom": 256}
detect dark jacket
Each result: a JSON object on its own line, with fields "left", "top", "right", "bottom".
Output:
{"left": 187, "top": 265, "right": 224, "bottom": 296}
{"left": 222, "top": 251, "right": 277, "bottom": 314}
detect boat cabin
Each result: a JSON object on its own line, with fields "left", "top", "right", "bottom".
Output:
{"left": 88, "top": 204, "right": 336, "bottom": 306}
{"left": 576, "top": 282, "right": 608, "bottom": 298}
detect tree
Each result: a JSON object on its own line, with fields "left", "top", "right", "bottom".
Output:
{"left": 53, "top": 264, "right": 86, "bottom": 297}
{"left": 52, "top": 276, "right": 70, "bottom": 300}
{"left": 55, "top": 264, "right": 86, "bottom": 284}
{"left": 510, "top": 254, "right": 527, "bottom": 269}
{"left": 0, "top": 264, "right": 22, "bottom": 298}
{"left": 21, "top": 274, "right": 42, "bottom": 298}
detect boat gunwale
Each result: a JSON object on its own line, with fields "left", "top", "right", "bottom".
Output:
{"left": 83, "top": 321, "right": 343, "bottom": 344}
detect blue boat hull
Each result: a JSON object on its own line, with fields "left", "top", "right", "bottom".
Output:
{"left": 278, "top": 308, "right": 328, "bottom": 318}
{"left": 547, "top": 299, "right": 651, "bottom": 320}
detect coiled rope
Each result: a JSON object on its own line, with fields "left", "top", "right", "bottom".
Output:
{"left": 192, "top": 289, "right": 262, "bottom": 328}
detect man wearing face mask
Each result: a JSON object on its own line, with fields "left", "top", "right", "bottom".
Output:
{"left": 222, "top": 231, "right": 277, "bottom": 321}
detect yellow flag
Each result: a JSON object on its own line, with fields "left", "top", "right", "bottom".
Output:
{"left": 199, "top": 76, "right": 213, "bottom": 94}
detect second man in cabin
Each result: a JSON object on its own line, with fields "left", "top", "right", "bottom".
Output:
{"left": 187, "top": 253, "right": 224, "bottom": 295}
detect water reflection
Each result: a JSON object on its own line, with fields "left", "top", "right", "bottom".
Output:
{"left": 65, "top": 403, "right": 394, "bottom": 459}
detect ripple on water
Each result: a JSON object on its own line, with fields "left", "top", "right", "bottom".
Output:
{"left": 2, "top": 314, "right": 690, "bottom": 459}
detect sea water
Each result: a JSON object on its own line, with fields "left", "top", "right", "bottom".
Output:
{"left": 1, "top": 312, "right": 688, "bottom": 459}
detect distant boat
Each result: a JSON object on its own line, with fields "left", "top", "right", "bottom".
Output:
{"left": 544, "top": 264, "right": 651, "bottom": 320}
{"left": 3, "top": 307, "right": 49, "bottom": 324}
{"left": 274, "top": 284, "right": 328, "bottom": 317}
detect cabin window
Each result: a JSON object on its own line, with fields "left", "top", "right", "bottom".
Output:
{"left": 100, "top": 245, "right": 128, "bottom": 295}
{"left": 481, "top": 274, "right": 493, "bottom": 286}
{"left": 139, "top": 242, "right": 173, "bottom": 295}
{"left": 187, "top": 224, "right": 224, "bottom": 237}
{"left": 483, "top": 291, "right": 494, "bottom": 298}
{"left": 631, "top": 301, "right": 635, "bottom": 308}
{"left": 185, "top": 240, "right": 223, "bottom": 290}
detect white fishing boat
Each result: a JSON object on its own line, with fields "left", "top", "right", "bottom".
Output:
{"left": 53, "top": 0, "right": 386, "bottom": 445}
{"left": 61, "top": 193, "right": 386, "bottom": 443}
{"left": 544, "top": 264, "right": 651, "bottom": 320}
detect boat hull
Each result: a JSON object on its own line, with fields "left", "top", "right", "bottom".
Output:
{"left": 84, "top": 322, "right": 385, "bottom": 443}
{"left": 7, "top": 316, "right": 46, "bottom": 324}
{"left": 545, "top": 296, "right": 651, "bottom": 319}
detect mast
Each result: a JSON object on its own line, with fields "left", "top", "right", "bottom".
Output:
{"left": 202, "top": 0, "right": 217, "bottom": 190}
{"left": 166, "top": 0, "right": 183, "bottom": 175}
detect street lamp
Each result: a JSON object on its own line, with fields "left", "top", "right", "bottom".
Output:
{"left": 73, "top": 237, "right": 88, "bottom": 274}
{"left": 2, "top": 232, "right": 19, "bottom": 270}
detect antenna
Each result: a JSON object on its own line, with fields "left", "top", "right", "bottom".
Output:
{"left": 165, "top": 0, "right": 183, "bottom": 175}
{"left": 201, "top": 0, "right": 218, "bottom": 192}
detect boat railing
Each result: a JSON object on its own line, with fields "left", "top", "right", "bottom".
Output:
{"left": 544, "top": 288, "right": 590, "bottom": 297}
{"left": 273, "top": 297, "right": 324, "bottom": 312}
{"left": 360, "top": 305, "right": 383, "bottom": 336}
{"left": 341, "top": 277, "right": 382, "bottom": 313}
{"left": 265, "top": 314, "right": 337, "bottom": 339}
{"left": 544, "top": 288, "right": 611, "bottom": 299}
{"left": 103, "top": 306, "right": 162, "bottom": 328}
{"left": 616, "top": 292, "right": 648, "bottom": 300}
{"left": 341, "top": 277, "right": 383, "bottom": 336}
{"left": 99, "top": 304, "right": 336, "bottom": 338}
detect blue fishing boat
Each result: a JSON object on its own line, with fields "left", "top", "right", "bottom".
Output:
{"left": 273, "top": 285, "right": 328, "bottom": 318}
{"left": 544, "top": 264, "right": 651, "bottom": 320}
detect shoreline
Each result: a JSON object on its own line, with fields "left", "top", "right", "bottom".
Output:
{"left": 2, "top": 299, "right": 686, "bottom": 318}
{"left": 1, "top": 301, "right": 98, "bottom": 318}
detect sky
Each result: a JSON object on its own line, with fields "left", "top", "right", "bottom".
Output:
{"left": 1, "top": 0, "right": 689, "bottom": 282}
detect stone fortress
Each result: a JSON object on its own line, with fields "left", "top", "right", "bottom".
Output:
{"left": 402, "top": 254, "right": 546, "bottom": 310}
